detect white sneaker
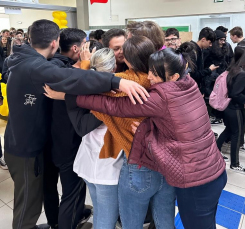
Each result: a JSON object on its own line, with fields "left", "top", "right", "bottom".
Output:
{"left": 230, "top": 164, "right": 245, "bottom": 173}
{"left": 0, "top": 157, "right": 8, "bottom": 170}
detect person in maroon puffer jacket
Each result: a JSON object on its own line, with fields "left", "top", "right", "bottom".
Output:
{"left": 44, "top": 45, "right": 227, "bottom": 229}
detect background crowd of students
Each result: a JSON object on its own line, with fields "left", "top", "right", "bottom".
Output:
{"left": 0, "top": 19, "right": 244, "bottom": 229}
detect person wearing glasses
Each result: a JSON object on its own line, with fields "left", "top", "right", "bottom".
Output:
{"left": 164, "top": 28, "right": 181, "bottom": 49}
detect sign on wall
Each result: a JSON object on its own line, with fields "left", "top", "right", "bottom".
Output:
{"left": 0, "top": 0, "right": 39, "bottom": 3}
{"left": 4, "top": 7, "right": 21, "bottom": 14}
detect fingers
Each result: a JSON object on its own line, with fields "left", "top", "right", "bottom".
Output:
{"left": 110, "top": 90, "right": 117, "bottom": 94}
{"left": 131, "top": 124, "right": 137, "bottom": 134}
{"left": 128, "top": 92, "right": 136, "bottom": 105}
{"left": 133, "top": 121, "right": 140, "bottom": 127}
{"left": 131, "top": 89, "right": 143, "bottom": 104}
{"left": 92, "top": 47, "right": 97, "bottom": 54}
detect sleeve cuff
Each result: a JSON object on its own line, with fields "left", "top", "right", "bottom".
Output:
{"left": 65, "top": 94, "right": 78, "bottom": 110}
{"left": 111, "top": 76, "right": 121, "bottom": 89}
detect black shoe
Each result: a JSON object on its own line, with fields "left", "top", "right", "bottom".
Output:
{"left": 76, "top": 208, "right": 92, "bottom": 228}
{"left": 221, "top": 153, "right": 229, "bottom": 162}
{"left": 230, "top": 164, "right": 245, "bottom": 173}
{"left": 211, "top": 119, "right": 222, "bottom": 124}
{"left": 214, "top": 132, "right": 218, "bottom": 138}
{"left": 36, "top": 224, "right": 51, "bottom": 229}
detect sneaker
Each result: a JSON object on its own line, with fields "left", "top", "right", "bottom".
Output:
{"left": 240, "top": 144, "right": 245, "bottom": 152}
{"left": 211, "top": 118, "right": 223, "bottom": 124}
{"left": 36, "top": 224, "right": 51, "bottom": 229}
{"left": 76, "top": 208, "right": 92, "bottom": 228}
{"left": 214, "top": 132, "right": 219, "bottom": 138}
{"left": 221, "top": 153, "right": 229, "bottom": 162}
{"left": 0, "top": 157, "right": 8, "bottom": 170}
{"left": 230, "top": 164, "right": 245, "bottom": 173}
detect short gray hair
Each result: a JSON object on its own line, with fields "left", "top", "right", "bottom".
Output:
{"left": 90, "top": 48, "right": 116, "bottom": 73}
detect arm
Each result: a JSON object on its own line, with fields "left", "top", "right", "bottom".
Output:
{"left": 76, "top": 87, "right": 165, "bottom": 118}
{"left": 65, "top": 94, "right": 102, "bottom": 137}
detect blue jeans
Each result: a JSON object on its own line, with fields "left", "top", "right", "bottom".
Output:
{"left": 84, "top": 180, "right": 119, "bottom": 229}
{"left": 118, "top": 158, "right": 176, "bottom": 229}
{"left": 176, "top": 170, "right": 227, "bottom": 229}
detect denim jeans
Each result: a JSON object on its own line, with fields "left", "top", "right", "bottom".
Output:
{"left": 176, "top": 170, "right": 227, "bottom": 229}
{"left": 118, "top": 158, "right": 176, "bottom": 229}
{"left": 84, "top": 180, "right": 119, "bottom": 229}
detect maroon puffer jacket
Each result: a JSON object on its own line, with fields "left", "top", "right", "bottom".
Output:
{"left": 76, "top": 75, "right": 225, "bottom": 188}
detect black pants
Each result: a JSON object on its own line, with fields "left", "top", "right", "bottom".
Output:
{"left": 43, "top": 148, "right": 59, "bottom": 227}
{"left": 43, "top": 157, "right": 87, "bottom": 229}
{"left": 176, "top": 171, "right": 227, "bottom": 229}
{"left": 5, "top": 151, "right": 43, "bottom": 229}
{"left": 217, "top": 107, "right": 244, "bottom": 166}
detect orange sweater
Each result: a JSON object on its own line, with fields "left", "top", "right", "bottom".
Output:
{"left": 80, "top": 61, "right": 150, "bottom": 158}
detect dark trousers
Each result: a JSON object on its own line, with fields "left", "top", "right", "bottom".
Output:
{"left": 176, "top": 171, "right": 227, "bottom": 229}
{"left": 57, "top": 160, "right": 86, "bottom": 229}
{"left": 0, "top": 137, "right": 2, "bottom": 158}
{"left": 5, "top": 151, "right": 43, "bottom": 229}
{"left": 43, "top": 149, "right": 59, "bottom": 227}
{"left": 217, "top": 107, "right": 244, "bottom": 166}
{"left": 43, "top": 156, "right": 87, "bottom": 229}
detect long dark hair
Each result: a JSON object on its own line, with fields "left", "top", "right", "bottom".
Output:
{"left": 123, "top": 36, "right": 156, "bottom": 73}
{"left": 148, "top": 42, "right": 195, "bottom": 82}
{"left": 227, "top": 45, "right": 245, "bottom": 90}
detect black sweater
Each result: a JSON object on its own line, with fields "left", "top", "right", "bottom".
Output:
{"left": 4, "top": 44, "right": 120, "bottom": 158}
{"left": 49, "top": 54, "right": 101, "bottom": 164}
{"left": 227, "top": 72, "right": 245, "bottom": 110}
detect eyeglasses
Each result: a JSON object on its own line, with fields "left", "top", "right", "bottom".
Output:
{"left": 165, "top": 38, "right": 179, "bottom": 43}
{"left": 219, "top": 38, "right": 226, "bottom": 43}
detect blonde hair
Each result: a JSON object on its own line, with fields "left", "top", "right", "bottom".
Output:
{"left": 90, "top": 48, "right": 116, "bottom": 73}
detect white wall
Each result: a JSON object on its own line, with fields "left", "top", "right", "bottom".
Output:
{"left": 88, "top": 0, "right": 245, "bottom": 26}
{"left": 0, "top": 14, "right": 10, "bottom": 31}
{"left": 39, "top": 0, "right": 76, "bottom": 7}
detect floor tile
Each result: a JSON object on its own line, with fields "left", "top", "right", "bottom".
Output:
{"left": 0, "top": 199, "right": 4, "bottom": 208}
{"left": 219, "top": 190, "right": 245, "bottom": 213}
{"left": 224, "top": 183, "right": 245, "bottom": 198}
{"left": 0, "top": 178, "right": 14, "bottom": 204}
{"left": 216, "top": 205, "right": 242, "bottom": 229}
{"left": 37, "top": 211, "right": 47, "bottom": 225}
{"left": 0, "top": 205, "right": 13, "bottom": 229}
{"left": 0, "top": 168, "right": 11, "bottom": 183}
{"left": 226, "top": 169, "right": 245, "bottom": 189}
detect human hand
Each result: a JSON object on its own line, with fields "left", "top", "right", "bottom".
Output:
{"left": 119, "top": 79, "right": 150, "bottom": 105}
{"left": 80, "top": 42, "right": 96, "bottom": 61}
{"left": 131, "top": 121, "right": 140, "bottom": 134}
{"left": 43, "top": 84, "right": 65, "bottom": 100}
{"left": 209, "top": 64, "right": 219, "bottom": 71}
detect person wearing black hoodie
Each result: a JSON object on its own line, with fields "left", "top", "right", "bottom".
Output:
{"left": 44, "top": 28, "right": 100, "bottom": 229}
{"left": 190, "top": 27, "right": 217, "bottom": 93}
{"left": 204, "top": 30, "right": 229, "bottom": 124}
{"left": 4, "top": 19, "right": 148, "bottom": 229}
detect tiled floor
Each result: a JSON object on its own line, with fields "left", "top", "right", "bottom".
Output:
{"left": 0, "top": 118, "right": 245, "bottom": 229}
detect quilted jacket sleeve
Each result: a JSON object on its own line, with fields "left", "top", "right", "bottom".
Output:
{"left": 76, "top": 86, "right": 166, "bottom": 118}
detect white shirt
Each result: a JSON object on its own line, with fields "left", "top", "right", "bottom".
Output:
{"left": 73, "top": 124, "right": 124, "bottom": 185}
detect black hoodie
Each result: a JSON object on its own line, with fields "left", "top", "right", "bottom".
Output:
{"left": 49, "top": 53, "right": 102, "bottom": 164}
{"left": 4, "top": 44, "right": 120, "bottom": 158}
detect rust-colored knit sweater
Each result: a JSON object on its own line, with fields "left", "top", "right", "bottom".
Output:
{"left": 80, "top": 61, "right": 150, "bottom": 158}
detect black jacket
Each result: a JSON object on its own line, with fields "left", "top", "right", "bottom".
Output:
{"left": 65, "top": 94, "right": 102, "bottom": 138}
{"left": 49, "top": 54, "right": 101, "bottom": 164}
{"left": 190, "top": 41, "right": 212, "bottom": 93}
{"left": 203, "top": 47, "right": 228, "bottom": 99}
{"left": 227, "top": 72, "right": 245, "bottom": 110}
{"left": 4, "top": 44, "right": 120, "bottom": 158}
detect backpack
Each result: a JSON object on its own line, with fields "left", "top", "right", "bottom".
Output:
{"left": 209, "top": 71, "right": 231, "bottom": 111}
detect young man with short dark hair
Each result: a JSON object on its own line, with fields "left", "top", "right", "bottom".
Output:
{"left": 4, "top": 19, "right": 148, "bottom": 229}
{"left": 102, "top": 28, "right": 127, "bottom": 73}
{"left": 229, "top": 26, "right": 245, "bottom": 45}
{"left": 190, "top": 27, "right": 217, "bottom": 91}
{"left": 164, "top": 28, "right": 181, "bottom": 49}
{"left": 43, "top": 28, "right": 95, "bottom": 229}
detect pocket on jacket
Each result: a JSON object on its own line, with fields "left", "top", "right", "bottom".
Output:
{"left": 129, "top": 164, "right": 152, "bottom": 193}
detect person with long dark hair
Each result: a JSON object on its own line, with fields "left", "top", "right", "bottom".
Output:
{"left": 44, "top": 43, "right": 227, "bottom": 229}
{"left": 216, "top": 45, "right": 245, "bottom": 172}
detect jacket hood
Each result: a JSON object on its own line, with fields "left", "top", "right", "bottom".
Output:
{"left": 52, "top": 53, "right": 76, "bottom": 66}
{"left": 8, "top": 44, "right": 45, "bottom": 68}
